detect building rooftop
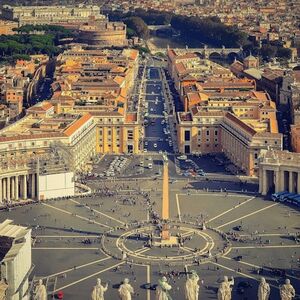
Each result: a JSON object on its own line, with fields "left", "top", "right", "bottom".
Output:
{"left": 260, "top": 150, "right": 300, "bottom": 166}
{"left": 0, "top": 219, "right": 30, "bottom": 262}
{"left": 0, "top": 111, "right": 93, "bottom": 142}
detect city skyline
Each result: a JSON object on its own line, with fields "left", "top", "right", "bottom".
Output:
{"left": 0, "top": 2, "right": 299, "bottom": 300}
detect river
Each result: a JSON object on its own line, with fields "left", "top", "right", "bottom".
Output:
{"left": 148, "top": 36, "right": 186, "bottom": 50}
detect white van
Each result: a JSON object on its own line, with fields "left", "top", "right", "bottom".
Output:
{"left": 148, "top": 163, "right": 153, "bottom": 169}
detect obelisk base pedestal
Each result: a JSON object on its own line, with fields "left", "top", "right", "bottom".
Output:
{"left": 161, "top": 223, "right": 170, "bottom": 240}
{"left": 152, "top": 235, "right": 179, "bottom": 247}
{"left": 152, "top": 224, "right": 179, "bottom": 247}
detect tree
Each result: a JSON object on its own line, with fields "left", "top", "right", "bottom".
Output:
{"left": 126, "top": 28, "right": 136, "bottom": 38}
{"left": 260, "top": 44, "right": 277, "bottom": 60}
{"left": 276, "top": 47, "right": 292, "bottom": 60}
{"left": 124, "top": 17, "right": 149, "bottom": 40}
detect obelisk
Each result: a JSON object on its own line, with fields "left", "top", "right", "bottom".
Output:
{"left": 161, "top": 154, "right": 170, "bottom": 240}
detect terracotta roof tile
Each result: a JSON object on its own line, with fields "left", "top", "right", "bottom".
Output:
{"left": 225, "top": 112, "right": 256, "bottom": 136}
{"left": 63, "top": 113, "right": 93, "bottom": 136}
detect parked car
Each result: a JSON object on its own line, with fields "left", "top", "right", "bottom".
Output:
{"left": 178, "top": 155, "right": 187, "bottom": 160}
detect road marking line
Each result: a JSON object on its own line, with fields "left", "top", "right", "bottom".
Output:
{"left": 181, "top": 230, "right": 194, "bottom": 237}
{"left": 219, "top": 257, "right": 300, "bottom": 294}
{"left": 222, "top": 256, "right": 300, "bottom": 281}
{"left": 185, "top": 265, "right": 189, "bottom": 273}
{"left": 181, "top": 246, "right": 194, "bottom": 252}
{"left": 42, "top": 203, "right": 112, "bottom": 229}
{"left": 176, "top": 193, "right": 247, "bottom": 197}
{"left": 216, "top": 203, "right": 279, "bottom": 229}
{"left": 231, "top": 245, "right": 300, "bottom": 249}
{"left": 42, "top": 256, "right": 111, "bottom": 279}
{"left": 53, "top": 261, "right": 125, "bottom": 293}
{"left": 33, "top": 247, "right": 100, "bottom": 250}
{"left": 135, "top": 248, "right": 151, "bottom": 254}
{"left": 209, "top": 262, "right": 256, "bottom": 279}
{"left": 147, "top": 265, "right": 151, "bottom": 300}
{"left": 176, "top": 193, "right": 182, "bottom": 221}
{"left": 208, "top": 197, "right": 256, "bottom": 223}
{"left": 69, "top": 199, "right": 125, "bottom": 225}
{"left": 239, "top": 233, "right": 294, "bottom": 237}
{"left": 35, "top": 235, "right": 100, "bottom": 238}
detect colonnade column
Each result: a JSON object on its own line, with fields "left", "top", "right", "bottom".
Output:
{"left": 31, "top": 174, "right": 35, "bottom": 199}
{"left": 11, "top": 177, "right": 15, "bottom": 201}
{"left": 0, "top": 178, "right": 2, "bottom": 203}
{"left": 289, "top": 172, "right": 294, "bottom": 193}
{"left": 6, "top": 177, "right": 10, "bottom": 202}
{"left": 23, "top": 175, "right": 27, "bottom": 200}
{"left": 259, "top": 167, "right": 263, "bottom": 194}
{"left": 3, "top": 178, "right": 6, "bottom": 201}
{"left": 275, "top": 170, "right": 280, "bottom": 193}
{"left": 15, "top": 176, "right": 19, "bottom": 201}
{"left": 297, "top": 173, "right": 300, "bottom": 194}
{"left": 277, "top": 170, "right": 284, "bottom": 192}
{"left": 262, "top": 169, "right": 268, "bottom": 195}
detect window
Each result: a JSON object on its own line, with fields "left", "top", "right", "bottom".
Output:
{"left": 206, "top": 130, "right": 210, "bottom": 136}
{"left": 128, "top": 130, "right": 133, "bottom": 140}
{"left": 108, "top": 130, "right": 111, "bottom": 135}
{"left": 214, "top": 130, "right": 218, "bottom": 136}
{"left": 254, "top": 153, "right": 258, "bottom": 159}
{"left": 184, "top": 130, "right": 190, "bottom": 141}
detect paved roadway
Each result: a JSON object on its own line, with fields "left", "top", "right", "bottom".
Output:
{"left": 143, "top": 66, "right": 174, "bottom": 154}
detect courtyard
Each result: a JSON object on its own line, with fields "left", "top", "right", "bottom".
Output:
{"left": 0, "top": 177, "right": 299, "bottom": 299}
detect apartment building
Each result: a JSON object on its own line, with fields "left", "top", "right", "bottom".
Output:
{"left": 0, "top": 102, "right": 96, "bottom": 171}
{"left": 171, "top": 49, "right": 282, "bottom": 175}
{"left": 177, "top": 106, "right": 282, "bottom": 176}
{"left": 51, "top": 46, "right": 141, "bottom": 154}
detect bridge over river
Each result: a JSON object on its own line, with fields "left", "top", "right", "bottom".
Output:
{"left": 151, "top": 45, "right": 243, "bottom": 59}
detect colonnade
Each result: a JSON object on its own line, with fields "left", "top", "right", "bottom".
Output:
{"left": 0, "top": 173, "right": 37, "bottom": 204}
{"left": 259, "top": 167, "right": 300, "bottom": 195}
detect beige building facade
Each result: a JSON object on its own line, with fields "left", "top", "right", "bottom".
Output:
{"left": 0, "top": 104, "right": 96, "bottom": 172}
{"left": 1, "top": 5, "right": 104, "bottom": 25}
{"left": 177, "top": 109, "right": 282, "bottom": 176}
